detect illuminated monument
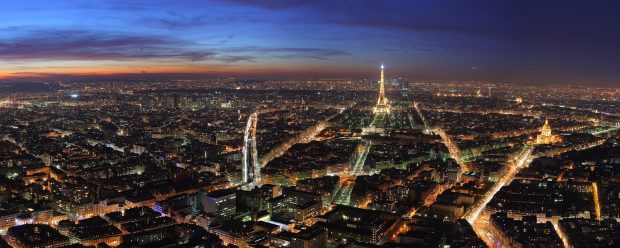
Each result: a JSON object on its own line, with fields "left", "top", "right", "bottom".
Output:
{"left": 536, "top": 119, "right": 561, "bottom": 144}
{"left": 373, "top": 63, "right": 391, "bottom": 114}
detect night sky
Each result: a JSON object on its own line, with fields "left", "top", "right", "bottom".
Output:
{"left": 1, "top": 0, "right": 619, "bottom": 85}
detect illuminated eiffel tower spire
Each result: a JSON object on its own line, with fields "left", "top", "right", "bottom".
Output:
{"left": 373, "top": 62, "right": 391, "bottom": 113}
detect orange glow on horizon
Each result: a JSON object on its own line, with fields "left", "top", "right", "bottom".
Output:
{"left": 0, "top": 62, "right": 366, "bottom": 80}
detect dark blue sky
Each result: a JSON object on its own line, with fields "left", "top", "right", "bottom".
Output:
{"left": 1, "top": 0, "right": 619, "bottom": 85}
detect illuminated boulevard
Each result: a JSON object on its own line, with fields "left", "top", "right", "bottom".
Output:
{"left": 259, "top": 112, "right": 339, "bottom": 167}
{"left": 241, "top": 111, "right": 259, "bottom": 187}
{"left": 333, "top": 135, "right": 372, "bottom": 205}
{"left": 467, "top": 146, "right": 534, "bottom": 247}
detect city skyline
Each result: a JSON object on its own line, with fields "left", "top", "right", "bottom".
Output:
{"left": 2, "top": 0, "right": 620, "bottom": 86}
{"left": 1, "top": 2, "right": 620, "bottom": 247}
{"left": 1, "top": 76, "right": 618, "bottom": 248}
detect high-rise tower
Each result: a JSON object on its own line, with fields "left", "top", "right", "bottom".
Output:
{"left": 373, "top": 63, "right": 391, "bottom": 114}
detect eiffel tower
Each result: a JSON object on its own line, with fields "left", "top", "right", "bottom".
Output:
{"left": 373, "top": 63, "right": 391, "bottom": 114}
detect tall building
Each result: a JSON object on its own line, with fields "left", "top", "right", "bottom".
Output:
{"left": 536, "top": 119, "right": 561, "bottom": 144}
{"left": 373, "top": 63, "right": 391, "bottom": 114}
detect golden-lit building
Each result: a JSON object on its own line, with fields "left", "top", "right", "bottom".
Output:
{"left": 373, "top": 63, "right": 391, "bottom": 114}
{"left": 476, "top": 89, "right": 483, "bottom": 97}
{"left": 536, "top": 119, "right": 561, "bottom": 144}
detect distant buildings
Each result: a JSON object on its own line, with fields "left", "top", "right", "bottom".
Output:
{"left": 0, "top": 77, "right": 618, "bottom": 247}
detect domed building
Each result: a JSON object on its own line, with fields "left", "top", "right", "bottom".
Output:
{"left": 536, "top": 119, "right": 561, "bottom": 144}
